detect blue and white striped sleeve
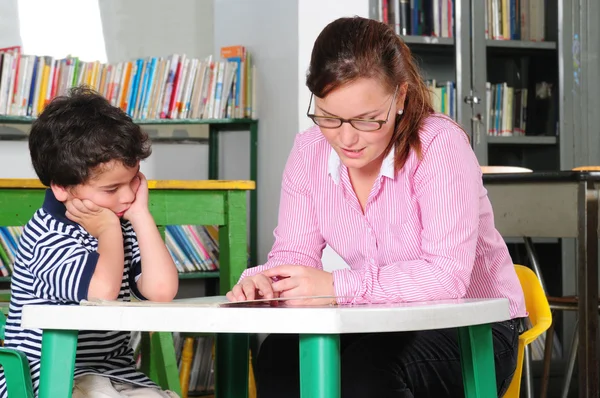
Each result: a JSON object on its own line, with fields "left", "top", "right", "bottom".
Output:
{"left": 28, "top": 232, "right": 98, "bottom": 303}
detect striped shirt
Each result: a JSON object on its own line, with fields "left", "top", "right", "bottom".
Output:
{"left": 0, "top": 189, "right": 156, "bottom": 398}
{"left": 242, "top": 114, "right": 527, "bottom": 318}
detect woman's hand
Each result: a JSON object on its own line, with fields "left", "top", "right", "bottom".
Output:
{"left": 261, "top": 265, "right": 335, "bottom": 306}
{"left": 226, "top": 273, "right": 277, "bottom": 302}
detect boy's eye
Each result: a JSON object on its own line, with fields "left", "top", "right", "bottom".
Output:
{"left": 105, "top": 188, "right": 118, "bottom": 193}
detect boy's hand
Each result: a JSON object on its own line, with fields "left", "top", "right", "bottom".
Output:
{"left": 123, "top": 172, "right": 150, "bottom": 223}
{"left": 66, "top": 199, "right": 120, "bottom": 238}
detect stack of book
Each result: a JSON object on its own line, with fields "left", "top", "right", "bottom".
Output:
{"left": 0, "top": 45, "right": 257, "bottom": 120}
{"left": 426, "top": 80, "right": 457, "bottom": 120}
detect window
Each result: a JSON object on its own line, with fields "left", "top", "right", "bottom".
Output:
{"left": 18, "top": 0, "right": 107, "bottom": 62}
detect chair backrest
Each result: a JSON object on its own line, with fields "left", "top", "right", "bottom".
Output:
{"left": 503, "top": 265, "right": 552, "bottom": 398}
{"left": 513, "top": 265, "right": 552, "bottom": 341}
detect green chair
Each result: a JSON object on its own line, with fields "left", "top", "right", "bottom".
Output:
{"left": 0, "top": 311, "right": 35, "bottom": 398}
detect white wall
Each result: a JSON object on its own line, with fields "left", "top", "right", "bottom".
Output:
{"left": 141, "top": 143, "right": 209, "bottom": 180}
{"left": 98, "top": 0, "right": 214, "bottom": 63}
{"left": 0, "top": 0, "right": 25, "bottom": 174}
{"left": 297, "top": 0, "right": 370, "bottom": 133}
{"left": 0, "top": 141, "right": 36, "bottom": 178}
{"left": 214, "top": 0, "right": 300, "bottom": 265}
{"left": 0, "top": 0, "right": 22, "bottom": 48}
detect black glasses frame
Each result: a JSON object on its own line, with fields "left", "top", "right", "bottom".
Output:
{"left": 306, "top": 85, "right": 399, "bottom": 131}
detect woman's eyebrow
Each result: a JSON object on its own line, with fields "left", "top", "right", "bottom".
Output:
{"left": 316, "top": 105, "right": 380, "bottom": 118}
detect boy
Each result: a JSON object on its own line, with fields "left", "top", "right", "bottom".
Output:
{"left": 0, "top": 87, "right": 180, "bottom": 398}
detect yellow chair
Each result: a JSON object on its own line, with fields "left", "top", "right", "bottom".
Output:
{"left": 503, "top": 265, "right": 552, "bottom": 398}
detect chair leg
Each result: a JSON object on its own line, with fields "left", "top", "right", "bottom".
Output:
{"left": 523, "top": 344, "right": 534, "bottom": 398}
{"left": 524, "top": 237, "right": 548, "bottom": 292}
{"left": 539, "top": 316, "right": 556, "bottom": 398}
{"left": 561, "top": 325, "right": 579, "bottom": 398}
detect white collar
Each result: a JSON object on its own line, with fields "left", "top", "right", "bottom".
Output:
{"left": 327, "top": 146, "right": 395, "bottom": 185}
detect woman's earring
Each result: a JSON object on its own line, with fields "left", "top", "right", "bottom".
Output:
{"left": 397, "top": 109, "right": 404, "bottom": 115}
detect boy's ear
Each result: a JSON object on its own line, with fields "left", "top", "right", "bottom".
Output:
{"left": 50, "top": 183, "right": 69, "bottom": 202}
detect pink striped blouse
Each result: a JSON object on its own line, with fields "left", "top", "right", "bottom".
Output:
{"left": 241, "top": 114, "right": 527, "bottom": 318}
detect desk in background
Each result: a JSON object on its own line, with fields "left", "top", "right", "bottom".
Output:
{"left": 483, "top": 171, "right": 600, "bottom": 398}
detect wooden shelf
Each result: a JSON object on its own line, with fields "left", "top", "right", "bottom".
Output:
{"left": 0, "top": 115, "right": 256, "bottom": 125}
{"left": 487, "top": 136, "right": 557, "bottom": 145}
{"left": 400, "top": 35, "right": 455, "bottom": 46}
{"left": 178, "top": 271, "right": 220, "bottom": 280}
{"left": 135, "top": 118, "right": 256, "bottom": 125}
{"left": 0, "top": 116, "right": 256, "bottom": 143}
{"left": 486, "top": 39, "right": 557, "bottom": 50}
{"left": 0, "top": 132, "right": 213, "bottom": 144}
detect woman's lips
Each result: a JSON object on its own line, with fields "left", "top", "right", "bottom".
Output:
{"left": 341, "top": 147, "right": 365, "bottom": 159}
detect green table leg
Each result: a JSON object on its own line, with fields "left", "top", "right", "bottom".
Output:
{"left": 458, "top": 324, "right": 497, "bottom": 398}
{"left": 216, "top": 333, "right": 249, "bottom": 398}
{"left": 299, "top": 334, "right": 340, "bottom": 398}
{"left": 38, "top": 329, "right": 78, "bottom": 398}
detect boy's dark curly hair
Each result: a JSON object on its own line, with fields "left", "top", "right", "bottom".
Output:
{"left": 29, "top": 86, "right": 152, "bottom": 187}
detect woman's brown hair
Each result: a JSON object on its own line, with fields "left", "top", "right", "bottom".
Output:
{"left": 306, "top": 16, "right": 434, "bottom": 171}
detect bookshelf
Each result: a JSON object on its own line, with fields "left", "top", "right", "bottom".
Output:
{"left": 0, "top": 116, "right": 259, "bottom": 270}
{"left": 372, "top": 0, "right": 562, "bottom": 171}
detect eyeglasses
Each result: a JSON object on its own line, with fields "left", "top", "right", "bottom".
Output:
{"left": 306, "top": 85, "right": 398, "bottom": 132}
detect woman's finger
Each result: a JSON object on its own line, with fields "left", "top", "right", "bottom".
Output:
{"left": 231, "top": 284, "right": 245, "bottom": 301}
{"left": 241, "top": 280, "right": 256, "bottom": 301}
{"left": 262, "top": 265, "right": 299, "bottom": 279}
{"left": 225, "top": 291, "right": 236, "bottom": 302}
{"left": 254, "top": 275, "right": 275, "bottom": 299}
{"left": 278, "top": 288, "right": 307, "bottom": 307}
{"left": 271, "top": 277, "right": 298, "bottom": 293}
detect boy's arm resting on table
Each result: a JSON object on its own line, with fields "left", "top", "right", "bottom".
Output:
{"left": 129, "top": 212, "right": 179, "bottom": 302}
{"left": 333, "top": 129, "right": 481, "bottom": 305}
{"left": 28, "top": 232, "right": 99, "bottom": 303}
{"left": 87, "top": 225, "right": 126, "bottom": 301}
{"left": 240, "top": 137, "right": 326, "bottom": 280}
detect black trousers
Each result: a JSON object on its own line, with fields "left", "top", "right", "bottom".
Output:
{"left": 256, "top": 319, "right": 520, "bottom": 398}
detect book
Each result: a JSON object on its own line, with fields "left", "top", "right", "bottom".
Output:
{"left": 81, "top": 295, "right": 349, "bottom": 308}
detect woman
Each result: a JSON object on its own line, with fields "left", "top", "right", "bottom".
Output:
{"left": 226, "top": 16, "right": 526, "bottom": 398}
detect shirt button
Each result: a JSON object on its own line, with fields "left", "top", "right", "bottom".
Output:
{"left": 370, "top": 258, "right": 375, "bottom": 264}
